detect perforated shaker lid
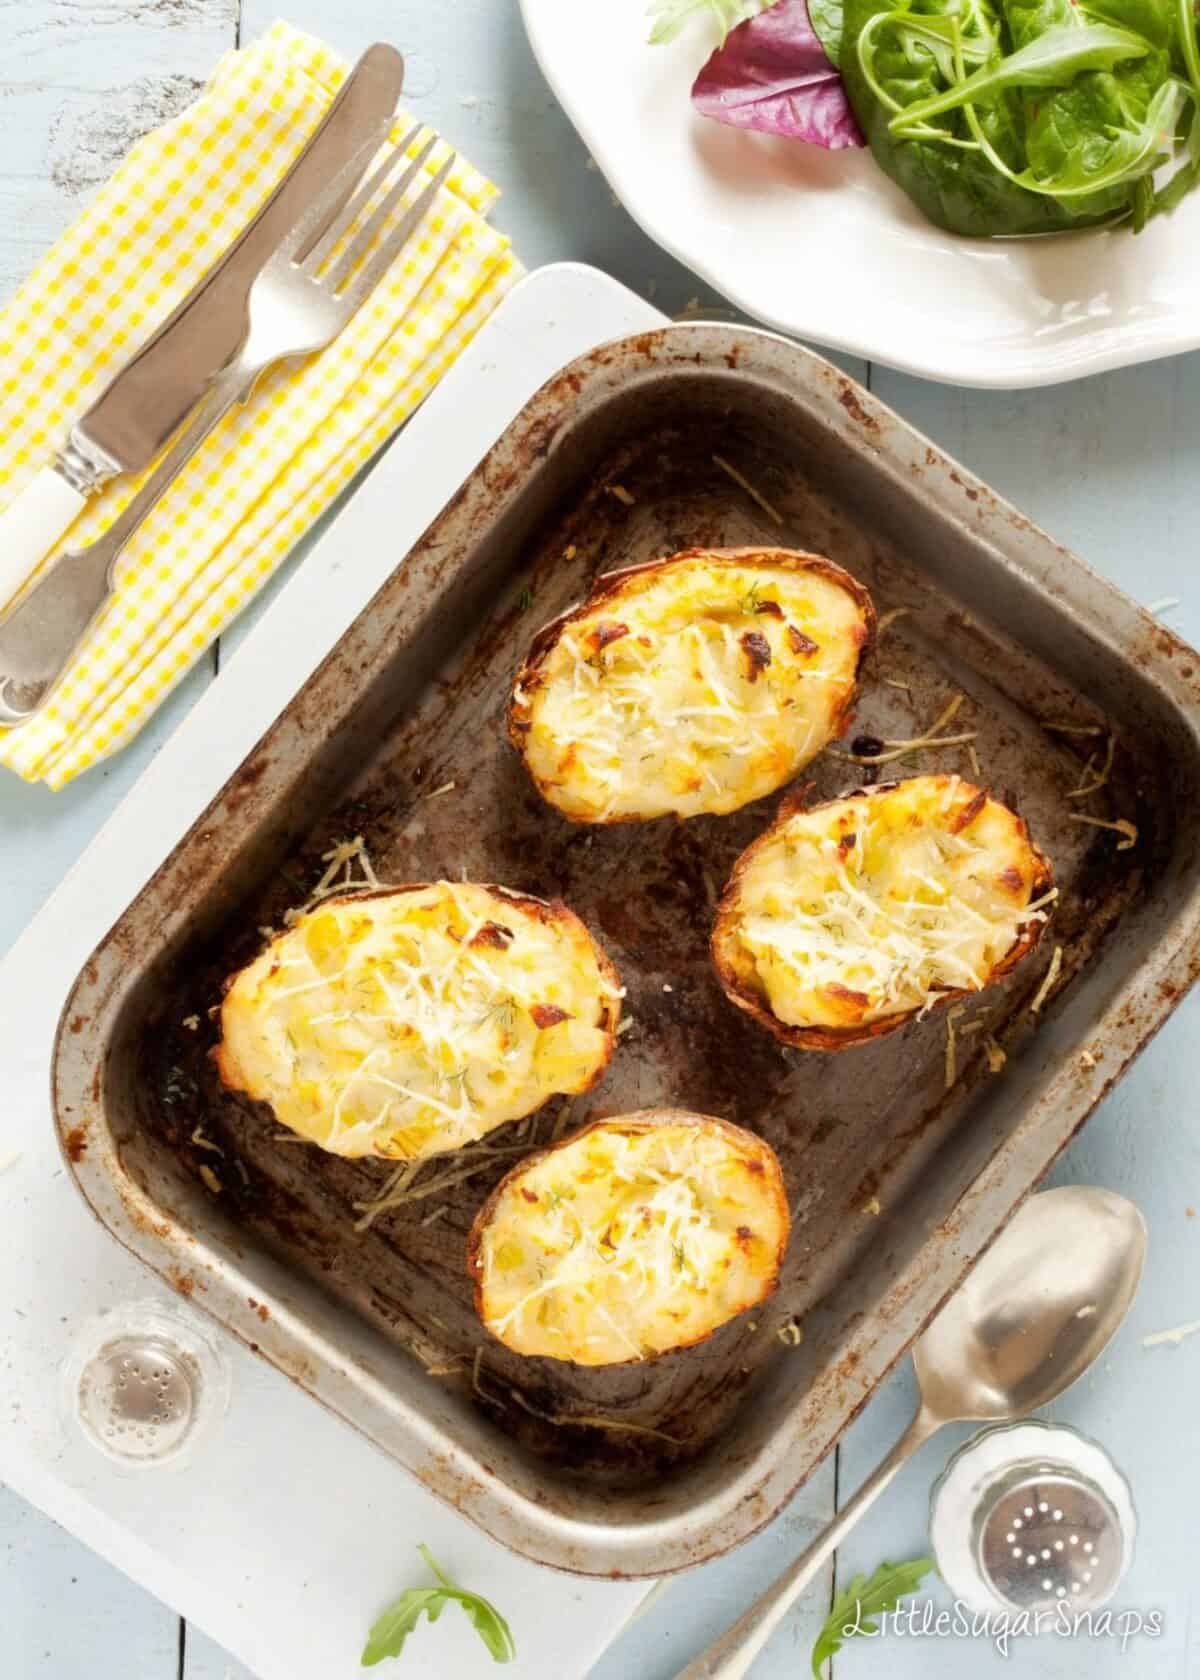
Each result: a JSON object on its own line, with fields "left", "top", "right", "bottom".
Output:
{"left": 60, "top": 1300, "right": 231, "bottom": 1471}
{"left": 930, "top": 1420, "right": 1136, "bottom": 1619}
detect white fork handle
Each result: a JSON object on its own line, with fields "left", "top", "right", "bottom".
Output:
{"left": 0, "top": 467, "right": 87, "bottom": 612}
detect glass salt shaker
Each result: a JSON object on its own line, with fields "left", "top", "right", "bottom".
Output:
{"left": 929, "top": 1420, "right": 1136, "bottom": 1617}
{"left": 60, "top": 1299, "right": 231, "bottom": 1470}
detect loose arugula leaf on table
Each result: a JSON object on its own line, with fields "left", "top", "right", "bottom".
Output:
{"left": 811, "top": 1556, "right": 935, "bottom": 1678}
{"left": 647, "top": 0, "right": 780, "bottom": 44}
{"left": 361, "top": 1544, "right": 516, "bottom": 1667}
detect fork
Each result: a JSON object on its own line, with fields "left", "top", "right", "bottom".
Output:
{"left": 0, "top": 123, "right": 455, "bottom": 727}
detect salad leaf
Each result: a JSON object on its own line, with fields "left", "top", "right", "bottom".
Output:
{"left": 809, "top": 0, "right": 848, "bottom": 64}
{"left": 361, "top": 1545, "right": 516, "bottom": 1667}
{"left": 842, "top": 0, "right": 1194, "bottom": 234}
{"left": 692, "top": 0, "right": 867, "bottom": 147}
{"left": 888, "top": 21, "right": 1152, "bottom": 128}
{"left": 811, "top": 1556, "right": 935, "bottom": 1678}
{"left": 648, "top": 0, "right": 779, "bottom": 44}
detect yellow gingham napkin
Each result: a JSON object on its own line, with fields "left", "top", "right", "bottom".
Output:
{"left": 0, "top": 21, "right": 521, "bottom": 788}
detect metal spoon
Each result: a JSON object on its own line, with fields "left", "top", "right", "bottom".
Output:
{"left": 676, "top": 1185, "right": 1146, "bottom": 1680}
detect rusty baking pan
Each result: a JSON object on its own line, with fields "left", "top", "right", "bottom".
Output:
{"left": 53, "top": 326, "right": 1200, "bottom": 1576}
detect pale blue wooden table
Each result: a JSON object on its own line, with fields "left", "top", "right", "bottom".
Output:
{"left": 2, "top": 3, "right": 1198, "bottom": 1677}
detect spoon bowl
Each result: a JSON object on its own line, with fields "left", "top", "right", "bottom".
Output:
{"left": 914, "top": 1185, "right": 1146, "bottom": 1424}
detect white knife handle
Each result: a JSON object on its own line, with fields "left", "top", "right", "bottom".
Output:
{"left": 0, "top": 467, "right": 86, "bottom": 613}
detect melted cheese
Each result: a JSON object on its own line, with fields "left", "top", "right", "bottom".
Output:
{"left": 216, "top": 883, "right": 621, "bottom": 1159}
{"left": 715, "top": 776, "right": 1052, "bottom": 1033}
{"left": 471, "top": 1114, "right": 788, "bottom": 1365}
{"left": 512, "top": 551, "right": 871, "bottom": 822}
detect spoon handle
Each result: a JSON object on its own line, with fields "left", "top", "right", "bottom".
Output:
{"left": 673, "top": 1408, "right": 941, "bottom": 1680}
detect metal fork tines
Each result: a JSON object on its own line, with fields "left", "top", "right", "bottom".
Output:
{"left": 0, "top": 124, "right": 456, "bottom": 728}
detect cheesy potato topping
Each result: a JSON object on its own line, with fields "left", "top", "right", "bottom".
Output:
{"left": 215, "top": 883, "right": 621, "bottom": 1159}
{"left": 509, "top": 548, "right": 874, "bottom": 822}
{"left": 713, "top": 776, "right": 1054, "bottom": 1047}
{"left": 469, "top": 1112, "right": 788, "bottom": 1366}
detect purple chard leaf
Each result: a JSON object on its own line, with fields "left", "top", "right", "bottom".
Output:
{"left": 691, "top": 0, "right": 865, "bottom": 150}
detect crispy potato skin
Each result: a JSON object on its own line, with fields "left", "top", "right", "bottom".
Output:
{"left": 711, "top": 779, "right": 1054, "bottom": 1052}
{"left": 467, "top": 1109, "right": 789, "bottom": 1367}
{"left": 508, "top": 547, "right": 876, "bottom": 825}
{"left": 214, "top": 883, "right": 622, "bottom": 1155}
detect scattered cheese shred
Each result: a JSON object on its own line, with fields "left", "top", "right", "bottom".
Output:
{"left": 425, "top": 781, "right": 456, "bottom": 800}
{"left": 607, "top": 483, "right": 636, "bottom": 506}
{"left": 283, "top": 835, "right": 382, "bottom": 926}
{"left": 354, "top": 1139, "right": 530, "bottom": 1232}
{"left": 1067, "top": 734, "right": 1115, "bottom": 801}
{"left": 777, "top": 1319, "right": 803, "bottom": 1346}
{"left": 712, "top": 454, "right": 784, "bottom": 527}
{"left": 832, "top": 695, "right": 977, "bottom": 767}
{"left": 862, "top": 1195, "right": 882, "bottom": 1217}
{"left": 1029, "top": 945, "right": 1063, "bottom": 1015}
{"left": 1143, "top": 1319, "right": 1200, "bottom": 1349}
{"left": 876, "top": 606, "right": 912, "bottom": 640}
{"left": 1069, "top": 813, "right": 1138, "bottom": 850}
{"left": 945, "top": 1013, "right": 959, "bottom": 1089}
{"left": 198, "top": 1164, "right": 223, "bottom": 1195}
{"left": 984, "top": 1035, "right": 1007, "bottom": 1073}
{"left": 474, "top": 1351, "right": 680, "bottom": 1440}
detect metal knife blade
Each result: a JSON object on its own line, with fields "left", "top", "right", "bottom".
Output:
{"left": 71, "top": 41, "right": 404, "bottom": 483}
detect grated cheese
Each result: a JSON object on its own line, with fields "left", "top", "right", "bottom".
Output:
{"left": 1067, "top": 734, "right": 1115, "bottom": 801}
{"left": 513, "top": 554, "right": 869, "bottom": 822}
{"left": 474, "top": 1119, "right": 787, "bottom": 1366}
{"left": 712, "top": 455, "right": 784, "bottom": 526}
{"left": 1029, "top": 945, "right": 1063, "bottom": 1015}
{"left": 1143, "top": 1319, "right": 1200, "bottom": 1348}
{"left": 219, "top": 882, "right": 619, "bottom": 1162}
{"left": 1069, "top": 813, "right": 1138, "bottom": 850}
{"left": 830, "top": 695, "right": 977, "bottom": 768}
{"left": 876, "top": 606, "right": 911, "bottom": 640}
{"left": 717, "top": 776, "right": 1053, "bottom": 1033}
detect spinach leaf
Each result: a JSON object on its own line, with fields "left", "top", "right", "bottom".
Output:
{"left": 888, "top": 21, "right": 1151, "bottom": 128}
{"left": 842, "top": 0, "right": 1193, "bottom": 234}
{"left": 810, "top": 0, "right": 848, "bottom": 63}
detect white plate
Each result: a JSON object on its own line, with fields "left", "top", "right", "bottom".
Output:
{"left": 520, "top": 0, "right": 1200, "bottom": 387}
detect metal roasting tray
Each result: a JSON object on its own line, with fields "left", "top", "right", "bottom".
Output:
{"left": 53, "top": 326, "right": 1200, "bottom": 1577}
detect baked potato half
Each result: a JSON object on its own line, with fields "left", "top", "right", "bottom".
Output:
{"left": 712, "top": 775, "right": 1054, "bottom": 1050}
{"left": 508, "top": 547, "right": 875, "bottom": 823}
{"left": 468, "top": 1110, "right": 789, "bottom": 1366}
{"left": 215, "top": 882, "right": 622, "bottom": 1159}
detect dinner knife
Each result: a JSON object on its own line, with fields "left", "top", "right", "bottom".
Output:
{"left": 0, "top": 41, "right": 404, "bottom": 613}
